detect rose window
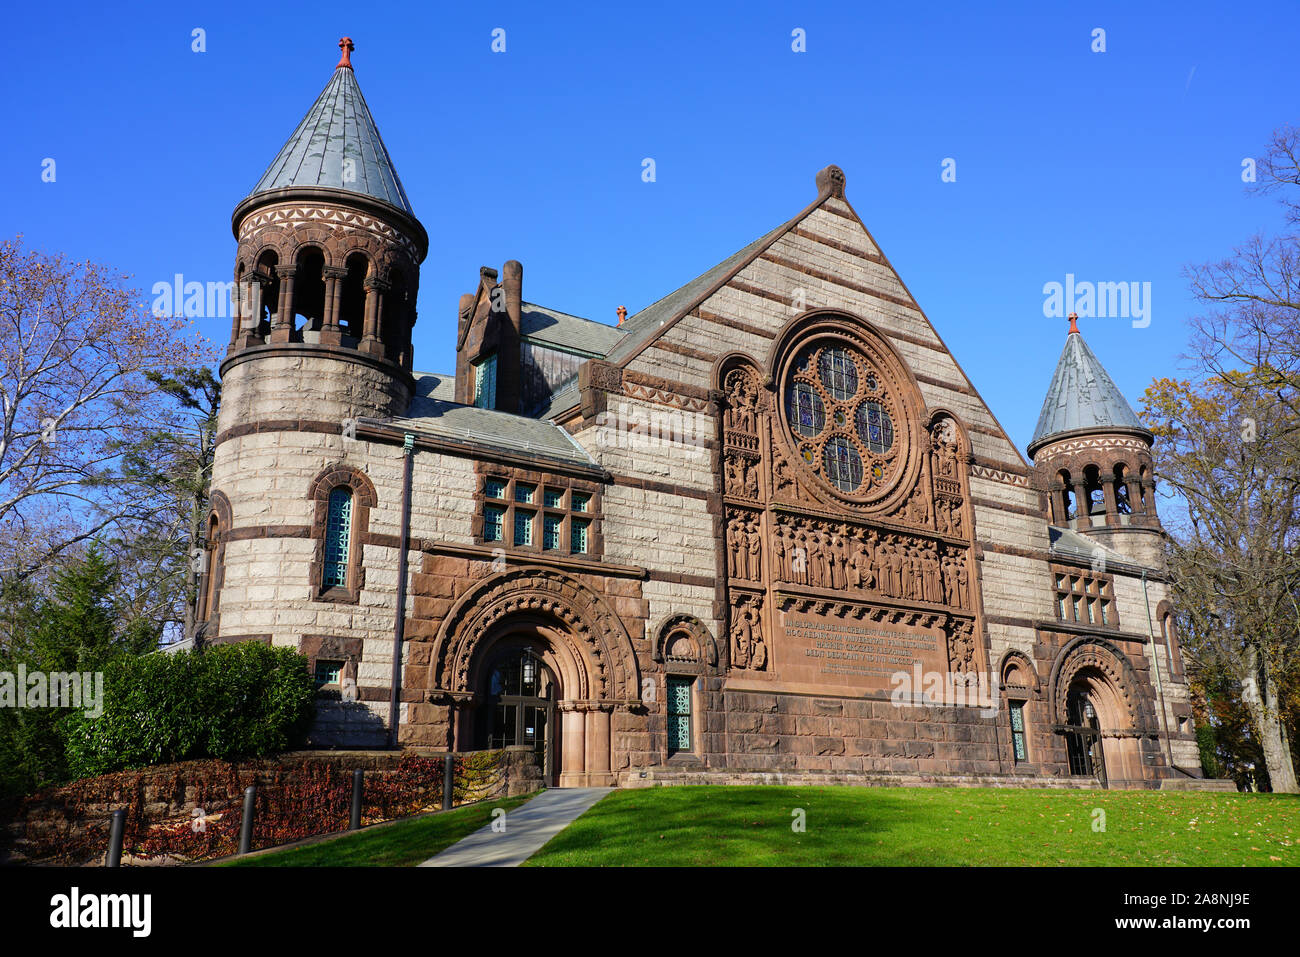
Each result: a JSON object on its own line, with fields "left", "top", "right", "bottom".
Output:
{"left": 783, "top": 340, "right": 902, "bottom": 497}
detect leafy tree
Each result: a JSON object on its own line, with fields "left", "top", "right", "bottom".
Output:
{"left": 1144, "top": 371, "right": 1300, "bottom": 792}
{"left": 106, "top": 367, "right": 220, "bottom": 642}
{"left": 0, "top": 236, "right": 206, "bottom": 583}
{"left": 0, "top": 547, "right": 160, "bottom": 799}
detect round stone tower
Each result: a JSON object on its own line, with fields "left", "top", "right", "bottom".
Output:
{"left": 220, "top": 36, "right": 427, "bottom": 430}
{"left": 200, "top": 38, "right": 427, "bottom": 647}
{"left": 1027, "top": 314, "right": 1165, "bottom": 566}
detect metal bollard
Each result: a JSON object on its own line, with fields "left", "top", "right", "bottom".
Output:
{"left": 106, "top": 809, "right": 125, "bottom": 867}
{"left": 238, "top": 785, "right": 256, "bottom": 855}
{"left": 442, "top": 753, "right": 454, "bottom": 811}
{"left": 350, "top": 769, "right": 364, "bottom": 830}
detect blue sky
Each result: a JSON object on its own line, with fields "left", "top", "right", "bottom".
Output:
{"left": 7, "top": 1, "right": 1298, "bottom": 456}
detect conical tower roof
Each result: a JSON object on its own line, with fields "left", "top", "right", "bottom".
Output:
{"left": 243, "top": 38, "right": 415, "bottom": 218}
{"left": 1027, "top": 316, "right": 1151, "bottom": 457}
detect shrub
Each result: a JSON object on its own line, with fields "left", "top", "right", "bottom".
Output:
{"left": 63, "top": 643, "right": 315, "bottom": 778}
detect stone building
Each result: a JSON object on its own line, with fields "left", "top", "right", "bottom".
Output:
{"left": 200, "top": 40, "right": 1204, "bottom": 789}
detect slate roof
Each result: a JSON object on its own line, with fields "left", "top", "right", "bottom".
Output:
{"left": 245, "top": 65, "right": 415, "bottom": 217}
{"left": 398, "top": 375, "right": 596, "bottom": 467}
{"left": 1029, "top": 332, "right": 1148, "bottom": 453}
{"left": 520, "top": 303, "right": 623, "bottom": 356}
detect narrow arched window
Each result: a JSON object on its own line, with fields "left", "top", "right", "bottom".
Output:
{"left": 324, "top": 487, "right": 354, "bottom": 589}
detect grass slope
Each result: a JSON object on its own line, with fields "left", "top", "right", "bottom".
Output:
{"left": 220, "top": 793, "right": 535, "bottom": 867}
{"left": 524, "top": 786, "right": 1300, "bottom": 867}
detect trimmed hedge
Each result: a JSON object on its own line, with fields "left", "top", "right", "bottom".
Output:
{"left": 62, "top": 643, "right": 316, "bottom": 778}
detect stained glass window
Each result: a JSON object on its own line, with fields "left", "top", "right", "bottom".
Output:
{"left": 819, "top": 347, "right": 859, "bottom": 400}
{"left": 543, "top": 514, "right": 562, "bottom": 550}
{"left": 1010, "top": 702, "right": 1027, "bottom": 762}
{"left": 571, "top": 492, "right": 590, "bottom": 513}
{"left": 788, "top": 383, "right": 825, "bottom": 437}
{"left": 855, "top": 401, "right": 894, "bottom": 454}
{"left": 514, "top": 483, "right": 535, "bottom": 504}
{"left": 571, "top": 518, "right": 589, "bottom": 553}
{"left": 324, "top": 487, "right": 352, "bottom": 588}
{"left": 543, "top": 488, "right": 564, "bottom": 508}
{"left": 484, "top": 505, "right": 505, "bottom": 542}
{"left": 484, "top": 478, "right": 506, "bottom": 499}
{"left": 667, "top": 676, "right": 692, "bottom": 752}
{"left": 824, "top": 436, "right": 863, "bottom": 492}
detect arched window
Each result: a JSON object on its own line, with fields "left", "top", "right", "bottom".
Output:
{"left": 1160, "top": 609, "right": 1184, "bottom": 681}
{"left": 1082, "top": 464, "right": 1103, "bottom": 517}
{"left": 384, "top": 268, "right": 411, "bottom": 367}
{"left": 309, "top": 467, "right": 376, "bottom": 603}
{"left": 324, "top": 487, "right": 353, "bottom": 589}
{"left": 1058, "top": 469, "right": 1075, "bottom": 521}
{"left": 340, "top": 253, "right": 369, "bottom": 340}
{"left": 294, "top": 247, "right": 327, "bottom": 336}
{"left": 255, "top": 249, "right": 280, "bottom": 339}
{"left": 1114, "top": 464, "right": 1131, "bottom": 514}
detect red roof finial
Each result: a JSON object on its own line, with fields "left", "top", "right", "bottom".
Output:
{"left": 1068, "top": 312, "right": 1080, "bottom": 335}
{"left": 616, "top": 305, "right": 627, "bottom": 326}
{"left": 337, "top": 37, "right": 355, "bottom": 69}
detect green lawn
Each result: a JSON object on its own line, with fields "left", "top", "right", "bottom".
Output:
{"left": 219, "top": 793, "right": 535, "bottom": 867}
{"left": 524, "top": 786, "right": 1300, "bottom": 867}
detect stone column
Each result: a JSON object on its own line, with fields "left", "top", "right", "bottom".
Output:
{"left": 320, "top": 266, "right": 346, "bottom": 346}
{"left": 1071, "top": 480, "right": 1089, "bottom": 524}
{"left": 1126, "top": 477, "right": 1143, "bottom": 522}
{"left": 1140, "top": 479, "right": 1158, "bottom": 523}
{"left": 1100, "top": 475, "right": 1119, "bottom": 526}
{"left": 559, "top": 701, "right": 586, "bottom": 787}
{"left": 271, "top": 266, "right": 296, "bottom": 344}
{"left": 584, "top": 703, "right": 613, "bottom": 786}
{"left": 236, "top": 277, "right": 267, "bottom": 348}
{"left": 360, "top": 277, "right": 389, "bottom": 357}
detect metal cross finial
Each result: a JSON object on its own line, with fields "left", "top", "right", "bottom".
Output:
{"left": 1068, "top": 312, "right": 1080, "bottom": 335}
{"left": 337, "top": 37, "right": 355, "bottom": 69}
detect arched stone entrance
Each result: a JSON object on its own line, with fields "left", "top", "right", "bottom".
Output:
{"left": 430, "top": 568, "right": 641, "bottom": 787}
{"left": 1050, "top": 637, "right": 1152, "bottom": 787}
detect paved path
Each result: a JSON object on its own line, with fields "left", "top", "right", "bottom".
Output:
{"left": 419, "top": 787, "right": 613, "bottom": 867}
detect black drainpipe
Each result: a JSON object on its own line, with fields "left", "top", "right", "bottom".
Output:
{"left": 387, "top": 432, "right": 416, "bottom": 748}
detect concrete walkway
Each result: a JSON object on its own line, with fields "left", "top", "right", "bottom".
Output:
{"left": 419, "top": 787, "right": 613, "bottom": 867}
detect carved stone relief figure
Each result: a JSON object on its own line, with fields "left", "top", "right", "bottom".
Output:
{"left": 730, "top": 595, "right": 767, "bottom": 671}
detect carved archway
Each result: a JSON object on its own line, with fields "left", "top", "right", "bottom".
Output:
{"left": 1049, "top": 636, "right": 1151, "bottom": 785}
{"left": 431, "top": 568, "right": 641, "bottom": 786}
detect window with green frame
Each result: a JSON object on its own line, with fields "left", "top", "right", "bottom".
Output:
{"left": 570, "top": 517, "right": 589, "bottom": 554}
{"left": 323, "top": 487, "right": 353, "bottom": 588}
{"left": 484, "top": 478, "right": 506, "bottom": 499}
{"left": 667, "top": 676, "right": 693, "bottom": 753}
{"left": 514, "top": 510, "right": 533, "bottom": 546}
{"left": 1009, "top": 701, "right": 1028, "bottom": 763}
{"left": 474, "top": 354, "right": 497, "bottom": 409}
{"left": 543, "top": 514, "right": 562, "bottom": 550}
{"left": 484, "top": 505, "right": 505, "bottom": 542}
{"left": 314, "top": 659, "right": 344, "bottom": 688}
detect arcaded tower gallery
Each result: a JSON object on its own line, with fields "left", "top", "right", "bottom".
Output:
{"left": 198, "top": 40, "right": 1203, "bottom": 789}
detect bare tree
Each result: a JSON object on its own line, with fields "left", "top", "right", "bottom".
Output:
{"left": 0, "top": 236, "right": 205, "bottom": 582}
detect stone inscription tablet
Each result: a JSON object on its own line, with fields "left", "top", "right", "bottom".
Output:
{"left": 780, "top": 612, "right": 947, "bottom": 690}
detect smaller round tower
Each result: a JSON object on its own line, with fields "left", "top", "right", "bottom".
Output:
{"left": 1027, "top": 314, "right": 1164, "bottom": 567}
{"left": 219, "top": 36, "right": 428, "bottom": 434}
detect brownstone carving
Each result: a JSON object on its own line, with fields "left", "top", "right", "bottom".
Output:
{"left": 726, "top": 509, "right": 763, "bottom": 581}
{"left": 729, "top": 593, "right": 767, "bottom": 671}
